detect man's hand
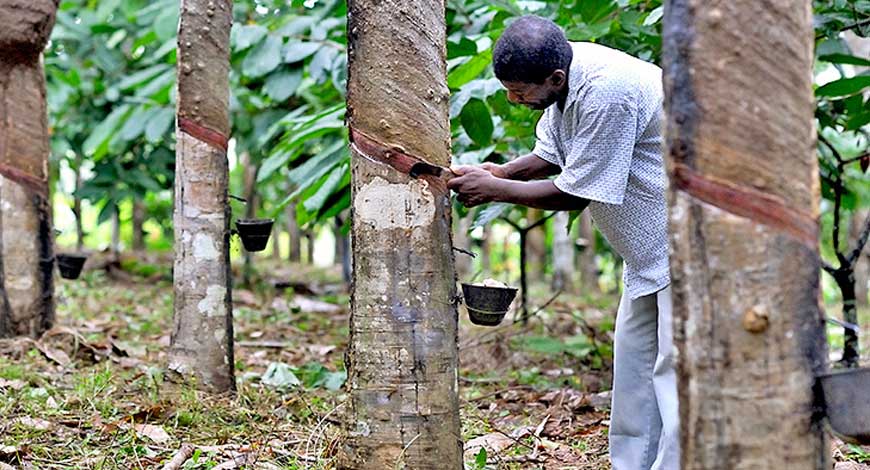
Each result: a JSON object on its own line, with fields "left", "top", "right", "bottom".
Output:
{"left": 478, "top": 162, "right": 509, "bottom": 179}
{"left": 447, "top": 166, "right": 505, "bottom": 207}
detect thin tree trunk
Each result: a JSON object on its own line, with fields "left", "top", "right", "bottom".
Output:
{"left": 849, "top": 209, "right": 869, "bottom": 307}
{"left": 74, "top": 152, "right": 84, "bottom": 251}
{"left": 526, "top": 208, "right": 546, "bottom": 282}
{"left": 168, "top": 0, "right": 234, "bottom": 393}
{"left": 241, "top": 154, "right": 257, "bottom": 287}
{"left": 285, "top": 203, "right": 301, "bottom": 262}
{"left": 305, "top": 230, "right": 314, "bottom": 264}
{"left": 454, "top": 215, "right": 472, "bottom": 278}
{"left": 663, "top": 1, "right": 828, "bottom": 468}
{"left": 340, "top": 0, "right": 461, "bottom": 467}
{"left": 334, "top": 216, "right": 351, "bottom": 284}
{"left": 578, "top": 211, "right": 598, "bottom": 294}
{"left": 551, "top": 211, "right": 574, "bottom": 293}
{"left": 132, "top": 199, "right": 146, "bottom": 251}
{"left": 271, "top": 219, "right": 281, "bottom": 260}
{"left": 0, "top": 1, "right": 58, "bottom": 339}
{"left": 480, "top": 225, "right": 491, "bottom": 277}
{"left": 110, "top": 202, "right": 121, "bottom": 256}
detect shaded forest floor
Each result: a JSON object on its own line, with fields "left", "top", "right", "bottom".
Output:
{"left": 1, "top": 255, "right": 868, "bottom": 469}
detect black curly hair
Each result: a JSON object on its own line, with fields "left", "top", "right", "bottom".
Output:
{"left": 493, "top": 15, "right": 573, "bottom": 84}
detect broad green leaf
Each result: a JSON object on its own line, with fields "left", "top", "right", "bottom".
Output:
{"left": 242, "top": 35, "right": 283, "bottom": 78}
{"left": 309, "top": 47, "right": 339, "bottom": 83}
{"left": 265, "top": 68, "right": 303, "bottom": 101}
{"left": 276, "top": 16, "right": 316, "bottom": 37}
{"left": 643, "top": 6, "right": 663, "bottom": 26}
{"left": 144, "top": 107, "right": 175, "bottom": 143}
{"left": 232, "top": 24, "right": 268, "bottom": 51}
{"left": 303, "top": 165, "right": 346, "bottom": 213}
{"left": 153, "top": 6, "right": 178, "bottom": 42}
{"left": 261, "top": 362, "right": 301, "bottom": 390}
{"left": 258, "top": 120, "right": 344, "bottom": 182}
{"left": 119, "top": 106, "right": 160, "bottom": 141}
{"left": 577, "top": 0, "right": 617, "bottom": 23}
{"left": 819, "top": 53, "right": 870, "bottom": 67}
{"left": 460, "top": 98, "right": 494, "bottom": 146}
{"left": 282, "top": 41, "right": 321, "bottom": 63}
{"left": 448, "top": 49, "right": 493, "bottom": 89}
{"left": 117, "top": 64, "right": 171, "bottom": 91}
{"left": 816, "top": 76, "right": 870, "bottom": 98}
{"left": 472, "top": 202, "right": 512, "bottom": 229}
{"left": 84, "top": 104, "right": 132, "bottom": 158}
{"left": 447, "top": 37, "right": 478, "bottom": 59}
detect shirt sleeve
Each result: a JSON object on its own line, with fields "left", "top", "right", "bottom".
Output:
{"left": 553, "top": 100, "right": 637, "bottom": 205}
{"left": 532, "top": 108, "right": 561, "bottom": 166}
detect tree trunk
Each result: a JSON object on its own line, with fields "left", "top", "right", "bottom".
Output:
{"left": 849, "top": 209, "right": 869, "bottom": 307}
{"left": 74, "top": 152, "right": 84, "bottom": 251}
{"left": 526, "top": 208, "right": 546, "bottom": 282}
{"left": 0, "top": 1, "right": 57, "bottom": 339}
{"left": 334, "top": 216, "right": 351, "bottom": 284}
{"left": 132, "top": 199, "right": 146, "bottom": 251}
{"left": 453, "top": 215, "right": 473, "bottom": 279}
{"left": 168, "top": 0, "right": 234, "bottom": 393}
{"left": 340, "top": 0, "right": 461, "bottom": 467}
{"left": 480, "top": 225, "right": 491, "bottom": 277}
{"left": 110, "top": 202, "right": 121, "bottom": 256}
{"left": 241, "top": 153, "right": 257, "bottom": 287}
{"left": 271, "top": 219, "right": 281, "bottom": 260}
{"left": 663, "top": 1, "right": 828, "bottom": 468}
{"left": 551, "top": 211, "right": 574, "bottom": 293}
{"left": 305, "top": 230, "right": 314, "bottom": 264}
{"left": 577, "top": 211, "right": 598, "bottom": 294}
{"left": 285, "top": 204, "right": 301, "bottom": 262}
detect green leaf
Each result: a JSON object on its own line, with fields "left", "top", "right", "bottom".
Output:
{"left": 472, "top": 202, "right": 512, "bottom": 230}
{"left": 282, "top": 41, "right": 321, "bottom": 63}
{"left": 577, "top": 0, "right": 617, "bottom": 23}
{"left": 84, "top": 105, "right": 132, "bottom": 158}
{"left": 258, "top": 119, "right": 344, "bottom": 182}
{"left": 643, "top": 6, "right": 664, "bottom": 26}
{"left": 119, "top": 106, "right": 160, "bottom": 141}
{"left": 819, "top": 53, "right": 870, "bottom": 67}
{"left": 447, "top": 37, "right": 478, "bottom": 59}
{"left": 816, "top": 76, "right": 870, "bottom": 98}
{"left": 153, "top": 6, "right": 179, "bottom": 42}
{"left": 309, "top": 47, "right": 339, "bottom": 83}
{"left": 242, "top": 34, "right": 283, "bottom": 78}
{"left": 460, "top": 99, "right": 494, "bottom": 146}
{"left": 117, "top": 64, "right": 171, "bottom": 91}
{"left": 144, "top": 107, "right": 175, "bottom": 143}
{"left": 265, "top": 68, "right": 303, "bottom": 101}
{"left": 303, "top": 164, "right": 346, "bottom": 213}
{"left": 475, "top": 448, "right": 487, "bottom": 469}
{"left": 448, "top": 49, "right": 492, "bottom": 89}
{"left": 261, "top": 363, "right": 301, "bottom": 390}
{"left": 232, "top": 24, "right": 268, "bottom": 51}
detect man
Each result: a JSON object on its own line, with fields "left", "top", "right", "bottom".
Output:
{"left": 448, "top": 15, "right": 679, "bottom": 470}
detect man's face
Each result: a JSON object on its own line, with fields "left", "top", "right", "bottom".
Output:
{"left": 500, "top": 71, "right": 566, "bottom": 110}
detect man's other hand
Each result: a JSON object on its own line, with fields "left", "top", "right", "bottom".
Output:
{"left": 447, "top": 166, "right": 504, "bottom": 207}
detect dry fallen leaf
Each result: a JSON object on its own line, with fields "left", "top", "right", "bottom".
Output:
{"left": 133, "top": 424, "right": 171, "bottom": 444}
{"left": 0, "top": 378, "right": 26, "bottom": 390}
{"left": 13, "top": 417, "right": 53, "bottom": 431}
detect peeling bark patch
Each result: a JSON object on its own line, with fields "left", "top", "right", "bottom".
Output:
{"left": 192, "top": 233, "right": 219, "bottom": 261}
{"left": 671, "top": 162, "right": 818, "bottom": 248}
{"left": 197, "top": 285, "right": 227, "bottom": 317}
{"left": 0, "top": 164, "right": 46, "bottom": 197}
{"left": 355, "top": 177, "right": 435, "bottom": 230}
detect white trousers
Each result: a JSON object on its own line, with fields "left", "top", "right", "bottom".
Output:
{"left": 609, "top": 285, "right": 680, "bottom": 470}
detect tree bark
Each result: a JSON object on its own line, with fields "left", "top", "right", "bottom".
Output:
{"left": 551, "top": 211, "right": 574, "bottom": 293}
{"left": 340, "top": 0, "right": 461, "bottom": 467}
{"left": 577, "top": 211, "right": 598, "bottom": 294}
{"left": 241, "top": 153, "right": 257, "bottom": 287}
{"left": 526, "top": 208, "right": 546, "bottom": 281}
{"left": 168, "top": 0, "right": 235, "bottom": 393}
{"left": 480, "top": 225, "right": 491, "bottom": 277}
{"left": 285, "top": 203, "right": 301, "bottom": 262}
{"left": 663, "top": 1, "right": 828, "bottom": 468}
{"left": 335, "top": 216, "right": 351, "bottom": 284}
{"left": 74, "top": 152, "right": 84, "bottom": 251}
{"left": 132, "top": 199, "right": 146, "bottom": 251}
{"left": 453, "top": 215, "right": 472, "bottom": 279}
{"left": 110, "top": 202, "right": 121, "bottom": 256}
{"left": 0, "top": 0, "right": 57, "bottom": 339}
{"left": 849, "top": 209, "right": 869, "bottom": 307}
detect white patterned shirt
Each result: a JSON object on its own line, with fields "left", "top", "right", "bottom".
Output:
{"left": 532, "top": 42, "right": 669, "bottom": 299}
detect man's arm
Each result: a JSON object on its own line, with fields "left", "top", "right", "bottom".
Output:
{"left": 482, "top": 153, "right": 561, "bottom": 181}
{"left": 448, "top": 167, "right": 589, "bottom": 211}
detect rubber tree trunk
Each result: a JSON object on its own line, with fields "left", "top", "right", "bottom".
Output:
{"left": 663, "top": 1, "right": 828, "bottom": 468}
{"left": 305, "top": 230, "right": 314, "bottom": 264}
{"left": 526, "top": 208, "right": 546, "bottom": 282}
{"left": 480, "top": 225, "right": 491, "bottom": 277}
{"left": 453, "top": 215, "right": 472, "bottom": 279}
{"left": 849, "top": 209, "right": 869, "bottom": 307}
{"left": 340, "top": 0, "right": 461, "bottom": 467}
{"left": 74, "top": 152, "right": 84, "bottom": 251}
{"left": 241, "top": 154, "right": 257, "bottom": 287}
{"left": 168, "top": 0, "right": 235, "bottom": 393}
{"left": 285, "top": 203, "right": 301, "bottom": 262}
{"left": 110, "top": 203, "right": 121, "bottom": 256}
{"left": 334, "top": 216, "right": 351, "bottom": 284}
{"left": 551, "top": 211, "right": 574, "bottom": 293}
{"left": 132, "top": 199, "right": 146, "bottom": 251}
{"left": 577, "top": 211, "right": 598, "bottom": 294}
{"left": 0, "top": 0, "right": 57, "bottom": 339}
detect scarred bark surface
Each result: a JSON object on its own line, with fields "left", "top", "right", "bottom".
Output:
{"left": 340, "top": 0, "right": 461, "bottom": 468}
{"left": 0, "top": 0, "right": 57, "bottom": 338}
{"left": 168, "top": 0, "right": 235, "bottom": 392}
{"left": 663, "top": 1, "right": 829, "bottom": 468}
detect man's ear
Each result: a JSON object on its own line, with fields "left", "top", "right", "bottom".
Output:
{"left": 548, "top": 70, "right": 566, "bottom": 88}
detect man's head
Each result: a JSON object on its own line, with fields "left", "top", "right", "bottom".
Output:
{"left": 493, "top": 15, "right": 572, "bottom": 110}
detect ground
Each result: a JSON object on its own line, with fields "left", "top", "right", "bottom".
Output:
{"left": 0, "top": 255, "right": 868, "bottom": 469}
